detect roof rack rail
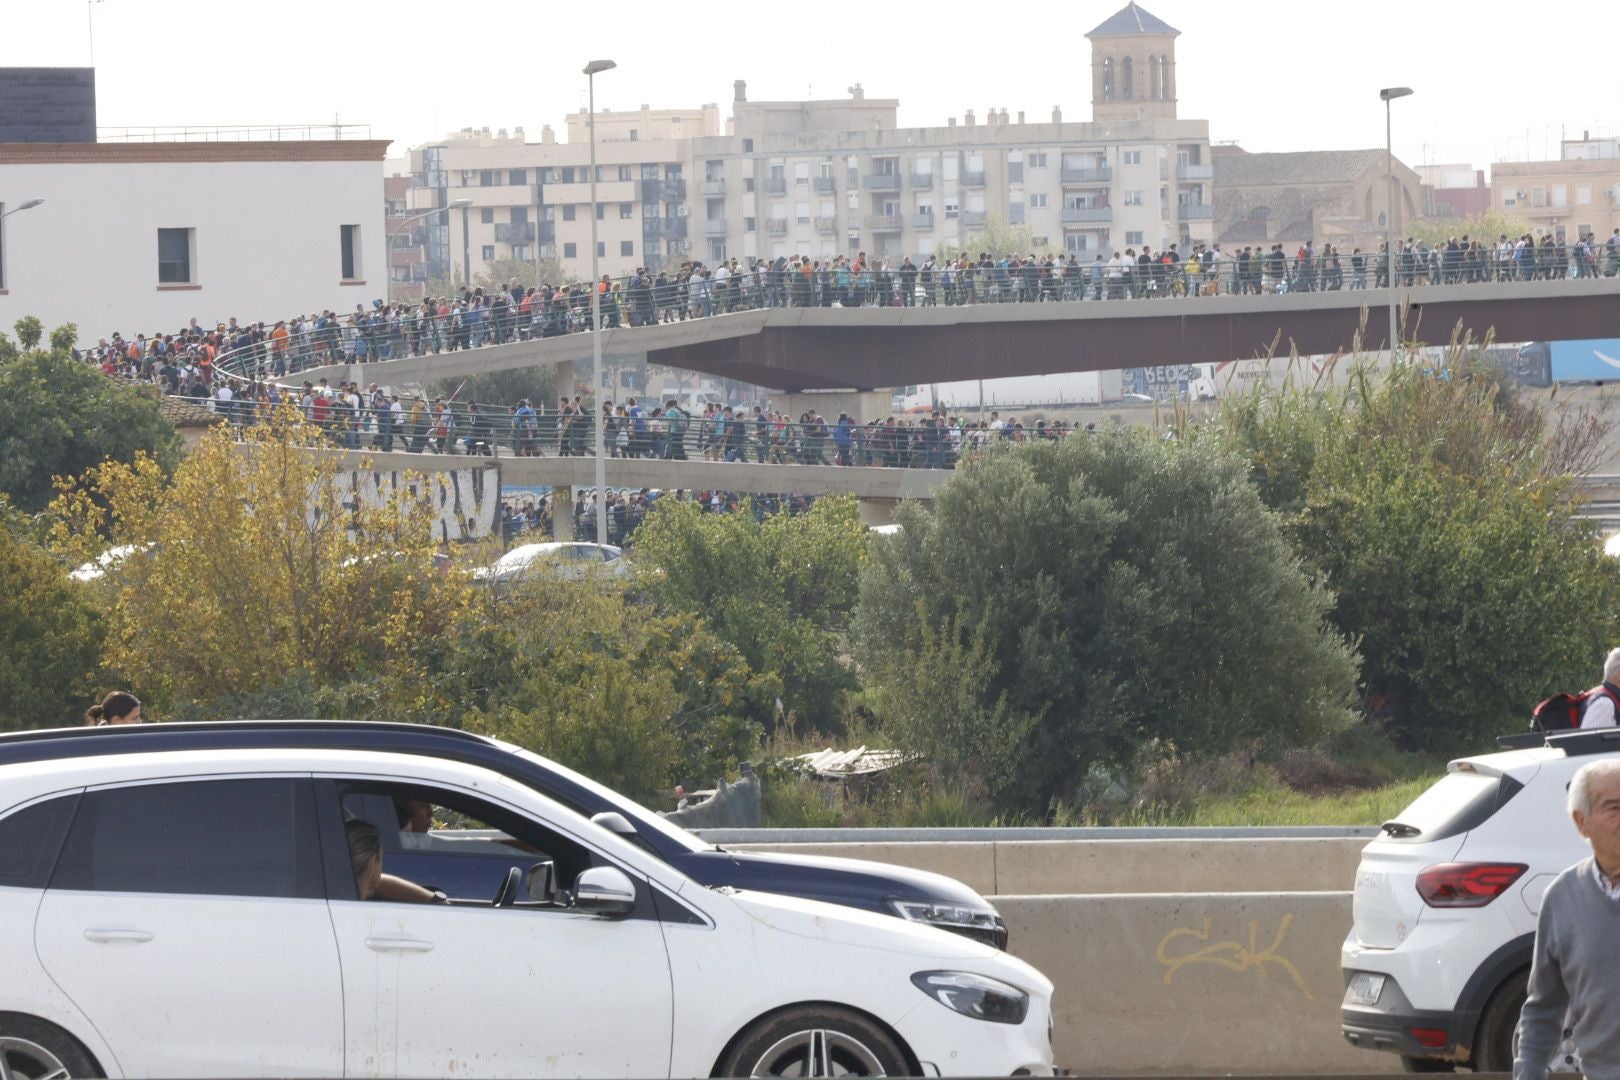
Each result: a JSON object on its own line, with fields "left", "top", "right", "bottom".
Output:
{"left": 1545, "top": 729, "right": 1620, "bottom": 757}
{"left": 1496, "top": 732, "right": 1547, "bottom": 751}
{"left": 0, "top": 719, "right": 491, "bottom": 748}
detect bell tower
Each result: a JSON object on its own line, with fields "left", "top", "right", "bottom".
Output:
{"left": 1088, "top": 2, "right": 1179, "bottom": 123}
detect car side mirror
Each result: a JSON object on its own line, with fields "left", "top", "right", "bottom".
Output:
{"left": 590, "top": 811, "right": 638, "bottom": 838}
{"left": 572, "top": 866, "right": 637, "bottom": 918}
{"left": 525, "top": 860, "right": 556, "bottom": 902}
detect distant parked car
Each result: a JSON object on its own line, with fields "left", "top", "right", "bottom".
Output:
{"left": 476, "top": 541, "right": 628, "bottom": 591}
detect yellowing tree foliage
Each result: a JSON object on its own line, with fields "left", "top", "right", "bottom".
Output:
{"left": 50, "top": 410, "right": 473, "bottom": 713}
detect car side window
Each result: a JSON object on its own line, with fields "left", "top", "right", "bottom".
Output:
{"left": 0, "top": 793, "right": 80, "bottom": 889}
{"left": 51, "top": 779, "right": 323, "bottom": 899}
{"left": 332, "top": 781, "right": 598, "bottom": 905}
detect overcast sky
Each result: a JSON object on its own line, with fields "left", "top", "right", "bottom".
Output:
{"left": 9, "top": 0, "right": 1617, "bottom": 174}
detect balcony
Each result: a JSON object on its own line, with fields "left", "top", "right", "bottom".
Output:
{"left": 702, "top": 219, "right": 728, "bottom": 236}
{"left": 814, "top": 216, "right": 838, "bottom": 234}
{"left": 862, "top": 174, "right": 902, "bottom": 191}
{"left": 699, "top": 178, "right": 726, "bottom": 196}
{"left": 813, "top": 176, "right": 837, "bottom": 193}
{"left": 1061, "top": 166, "right": 1112, "bottom": 184}
{"left": 1008, "top": 164, "right": 1024, "bottom": 184}
{"left": 908, "top": 174, "right": 934, "bottom": 191}
{"left": 763, "top": 177, "right": 787, "bottom": 195}
{"left": 1179, "top": 203, "right": 1213, "bottom": 220}
{"left": 866, "top": 214, "right": 903, "bottom": 232}
{"left": 1008, "top": 205, "right": 1026, "bottom": 225}
{"left": 643, "top": 217, "right": 688, "bottom": 239}
{"left": 1177, "top": 163, "right": 1214, "bottom": 181}
{"left": 766, "top": 218, "right": 789, "bottom": 236}
{"left": 961, "top": 210, "right": 987, "bottom": 227}
{"left": 538, "top": 221, "right": 556, "bottom": 243}
{"left": 493, "top": 222, "right": 535, "bottom": 245}
{"left": 639, "top": 178, "right": 686, "bottom": 202}
{"left": 910, "top": 212, "right": 935, "bottom": 230}
{"left": 962, "top": 170, "right": 986, "bottom": 187}
{"left": 1061, "top": 207, "right": 1113, "bottom": 223}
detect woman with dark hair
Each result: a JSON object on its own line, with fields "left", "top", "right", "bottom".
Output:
{"left": 84, "top": 691, "right": 142, "bottom": 726}
{"left": 344, "top": 820, "right": 440, "bottom": 903}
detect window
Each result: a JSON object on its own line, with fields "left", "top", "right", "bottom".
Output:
{"left": 597, "top": 241, "right": 605, "bottom": 257}
{"left": 641, "top": 164, "right": 660, "bottom": 179}
{"left": 339, "top": 224, "right": 362, "bottom": 281}
{"left": 157, "top": 227, "right": 194, "bottom": 284}
{"left": 509, "top": 169, "right": 527, "bottom": 186}
{"left": 596, "top": 203, "right": 606, "bottom": 221}
{"left": 562, "top": 205, "right": 577, "bottom": 221}
{"left": 52, "top": 779, "right": 322, "bottom": 899}
{"left": 943, "top": 157, "right": 959, "bottom": 181}
{"left": 1031, "top": 236, "right": 1049, "bottom": 248}
{"left": 1532, "top": 187, "right": 1547, "bottom": 208}
{"left": 1578, "top": 186, "right": 1593, "bottom": 205}
{"left": 478, "top": 170, "right": 493, "bottom": 186}
{"left": 1124, "top": 191, "right": 1144, "bottom": 206}
{"left": 1029, "top": 194, "right": 1049, "bottom": 209}
{"left": 1553, "top": 185, "right": 1568, "bottom": 207}
{"left": 481, "top": 245, "right": 495, "bottom": 261}
{"left": 742, "top": 139, "right": 754, "bottom": 153}
{"left": 944, "top": 198, "right": 959, "bottom": 219}
{"left": 480, "top": 208, "right": 495, "bottom": 224}
{"left": 614, "top": 240, "right": 630, "bottom": 257}
{"left": 795, "top": 202, "right": 810, "bottom": 224}
{"left": 510, "top": 207, "right": 528, "bottom": 224}
{"left": 745, "top": 217, "right": 756, "bottom": 232}
{"left": 795, "top": 162, "right": 810, "bottom": 185}
{"left": 563, "top": 242, "right": 577, "bottom": 258}
{"left": 619, "top": 203, "right": 633, "bottom": 220}
{"left": 1125, "top": 230, "right": 1144, "bottom": 245}
{"left": 560, "top": 167, "right": 576, "bottom": 183}
{"left": 0, "top": 794, "right": 78, "bottom": 888}
{"left": 618, "top": 165, "right": 633, "bottom": 181}
{"left": 1028, "top": 152, "right": 1048, "bottom": 168}
{"left": 1122, "top": 150, "right": 1143, "bottom": 166}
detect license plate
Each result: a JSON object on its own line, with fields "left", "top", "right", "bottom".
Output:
{"left": 1347, "top": 972, "right": 1386, "bottom": 1006}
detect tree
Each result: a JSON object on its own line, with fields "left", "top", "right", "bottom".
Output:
{"left": 630, "top": 497, "right": 869, "bottom": 729}
{"left": 1405, "top": 210, "right": 1535, "bottom": 247}
{"left": 48, "top": 410, "right": 472, "bottom": 714}
{"left": 0, "top": 499, "right": 103, "bottom": 730}
{"left": 423, "top": 255, "right": 571, "bottom": 300}
{"left": 429, "top": 365, "right": 557, "bottom": 411}
{"left": 936, "top": 215, "right": 1053, "bottom": 262}
{"left": 1219, "top": 353, "right": 1620, "bottom": 748}
{"left": 0, "top": 318, "right": 183, "bottom": 512}
{"left": 854, "top": 431, "right": 1359, "bottom": 813}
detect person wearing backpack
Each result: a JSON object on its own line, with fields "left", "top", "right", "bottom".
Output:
{"left": 1531, "top": 649, "right": 1620, "bottom": 731}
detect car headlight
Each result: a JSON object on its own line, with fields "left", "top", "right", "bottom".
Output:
{"left": 889, "top": 898, "right": 1003, "bottom": 935}
{"left": 910, "top": 970, "right": 1029, "bottom": 1025}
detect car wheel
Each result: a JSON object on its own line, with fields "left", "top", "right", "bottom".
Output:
{"left": 1474, "top": 968, "right": 1529, "bottom": 1073}
{"left": 0, "top": 1014, "right": 102, "bottom": 1079}
{"left": 1400, "top": 1056, "right": 1455, "bottom": 1073}
{"left": 719, "top": 1006, "right": 910, "bottom": 1077}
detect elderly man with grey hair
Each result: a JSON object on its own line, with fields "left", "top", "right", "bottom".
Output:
{"left": 1514, "top": 757, "right": 1620, "bottom": 1080}
{"left": 1578, "top": 648, "right": 1620, "bottom": 729}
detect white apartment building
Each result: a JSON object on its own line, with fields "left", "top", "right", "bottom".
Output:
{"left": 398, "top": 2, "right": 1208, "bottom": 285}
{"left": 0, "top": 139, "right": 389, "bottom": 340}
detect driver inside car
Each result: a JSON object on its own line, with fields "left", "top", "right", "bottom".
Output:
{"left": 346, "top": 820, "right": 446, "bottom": 903}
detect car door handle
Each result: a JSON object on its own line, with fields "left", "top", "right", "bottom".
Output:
{"left": 83, "top": 928, "right": 154, "bottom": 944}
{"left": 365, "top": 937, "right": 435, "bottom": 953}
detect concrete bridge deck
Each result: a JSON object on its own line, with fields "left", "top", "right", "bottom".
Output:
{"left": 283, "top": 276, "right": 1620, "bottom": 392}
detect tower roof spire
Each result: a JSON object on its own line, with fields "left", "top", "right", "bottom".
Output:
{"left": 1086, "top": 2, "right": 1179, "bottom": 37}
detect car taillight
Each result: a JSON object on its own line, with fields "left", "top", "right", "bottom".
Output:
{"left": 1416, "top": 862, "right": 1528, "bottom": 907}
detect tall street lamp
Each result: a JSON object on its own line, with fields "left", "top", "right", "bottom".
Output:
{"left": 459, "top": 200, "right": 474, "bottom": 292}
{"left": 1380, "top": 86, "right": 1413, "bottom": 359}
{"left": 585, "top": 58, "right": 617, "bottom": 547}
{"left": 1, "top": 197, "right": 45, "bottom": 220}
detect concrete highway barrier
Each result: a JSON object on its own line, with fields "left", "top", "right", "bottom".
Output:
{"left": 996, "top": 891, "right": 1392, "bottom": 1076}
{"left": 734, "top": 837, "right": 1369, "bottom": 896}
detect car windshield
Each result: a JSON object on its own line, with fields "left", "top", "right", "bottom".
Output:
{"left": 495, "top": 739, "right": 712, "bottom": 855}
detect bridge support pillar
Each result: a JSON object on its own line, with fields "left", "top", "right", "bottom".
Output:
{"left": 769, "top": 390, "right": 892, "bottom": 424}
{"left": 551, "top": 360, "right": 577, "bottom": 402}
{"left": 857, "top": 498, "right": 899, "bottom": 528}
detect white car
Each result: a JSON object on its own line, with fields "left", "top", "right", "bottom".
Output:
{"left": 1340, "top": 729, "right": 1617, "bottom": 1073}
{"left": 477, "top": 542, "right": 628, "bottom": 589}
{"left": 0, "top": 740, "right": 1055, "bottom": 1079}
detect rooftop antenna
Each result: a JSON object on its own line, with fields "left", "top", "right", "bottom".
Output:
{"left": 87, "top": 0, "right": 105, "bottom": 67}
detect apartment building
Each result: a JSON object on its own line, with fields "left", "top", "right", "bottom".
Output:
{"left": 404, "top": 104, "right": 721, "bottom": 288}
{"left": 692, "top": 4, "right": 1209, "bottom": 265}
{"left": 398, "top": 2, "right": 1209, "bottom": 285}
{"left": 1493, "top": 135, "right": 1620, "bottom": 242}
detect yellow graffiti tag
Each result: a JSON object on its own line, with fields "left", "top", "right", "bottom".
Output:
{"left": 1155, "top": 914, "right": 1313, "bottom": 999}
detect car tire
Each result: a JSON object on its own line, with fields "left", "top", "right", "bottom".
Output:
{"left": 0, "top": 1013, "right": 103, "bottom": 1079}
{"left": 1400, "top": 1056, "right": 1456, "bottom": 1073}
{"left": 1474, "top": 968, "right": 1529, "bottom": 1073}
{"left": 718, "top": 1005, "right": 910, "bottom": 1078}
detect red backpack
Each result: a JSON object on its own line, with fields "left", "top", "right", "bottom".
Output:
{"left": 1530, "top": 685, "right": 1620, "bottom": 732}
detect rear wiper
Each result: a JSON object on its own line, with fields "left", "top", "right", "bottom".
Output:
{"left": 1381, "top": 820, "right": 1421, "bottom": 838}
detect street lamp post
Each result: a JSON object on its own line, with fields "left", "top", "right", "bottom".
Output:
{"left": 0, "top": 198, "right": 45, "bottom": 220}
{"left": 585, "top": 58, "right": 617, "bottom": 548}
{"left": 459, "top": 201, "right": 473, "bottom": 293}
{"left": 1380, "top": 86, "right": 1413, "bottom": 359}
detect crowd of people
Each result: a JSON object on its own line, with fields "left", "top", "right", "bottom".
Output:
{"left": 73, "top": 229, "right": 1620, "bottom": 392}
{"left": 498, "top": 487, "right": 824, "bottom": 549}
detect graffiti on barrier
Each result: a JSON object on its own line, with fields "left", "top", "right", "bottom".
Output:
{"left": 1155, "top": 914, "right": 1312, "bottom": 998}
{"left": 332, "top": 465, "right": 501, "bottom": 542}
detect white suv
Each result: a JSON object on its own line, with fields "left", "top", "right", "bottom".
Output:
{"left": 1340, "top": 729, "right": 1619, "bottom": 1072}
{"left": 0, "top": 742, "right": 1055, "bottom": 1079}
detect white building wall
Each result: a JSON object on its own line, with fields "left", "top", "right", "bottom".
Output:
{"left": 0, "top": 150, "right": 386, "bottom": 342}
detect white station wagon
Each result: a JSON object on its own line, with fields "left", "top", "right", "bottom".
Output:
{"left": 0, "top": 740, "right": 1055, "bottom": 1079}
